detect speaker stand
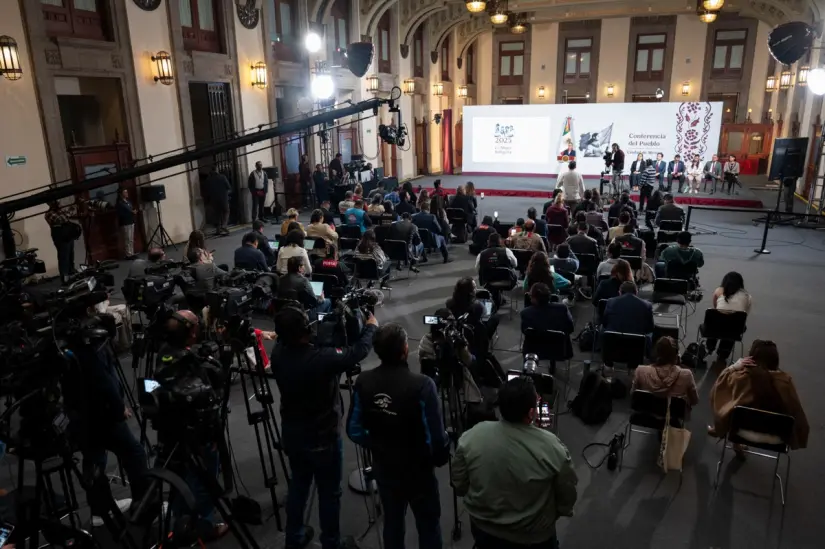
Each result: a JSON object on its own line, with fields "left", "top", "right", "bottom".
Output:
{"left": 147, "top": 200, "right": 177, "bottom": 250}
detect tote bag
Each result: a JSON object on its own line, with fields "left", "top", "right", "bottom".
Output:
{"left": 658, "top": 397, "right": 691, "bottom": 472}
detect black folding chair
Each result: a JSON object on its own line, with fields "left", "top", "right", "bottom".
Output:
{"left": 338, "top": 237, "right": 359, "bottom": 252}
{"left": 373, "top": 224, "right": 390, "bottom": 245}
{"left": 482, "top": 267, "right": 517, "bottom": 319}
{"left": 620, "top": 391, "right": 688, "bottom": 472}
{"left": 522, "top": 328, "right": 573, "bottom": 398}
{"left": 495, "top": 222, "right": 514, "bottom": 239}
{"left": 446, "top": 208, "right": 467, "bottom": 243}
{"left": 383, "top": 239, "right": 417, "bottom": 284}
{"left": 312, "top": 272, "right": 345, "bottom": 296}
{"left": 601, "top": 330, "right": 647, "bottom": 373}
{"left": 336, "top": 225, "right": 362, "bottom": 240}
{"left": 621, "top": 254, "right": 644, "bottom": 272}
{"left": 696, "top": 309, "right": 748, "bottom": 365}
{"left": 418, "top": 228, "right": 435, "bottom": 253}
{"left": 714, "top": 406, "right": 794, "bottom": 506}
{"left": 546, "top": 224, "right": 567, "bottom": 248}
{"left": 352, "top": 257, "right": 390, "bottom": 299}
{"left": 665, "top": 260, "right": 699, "bottom": 291}
{"left": 652, "top": 277, "right": 689, "bottom": 330}
{"left": 576, "top": 252, "right": 599, "bottom": 292}
{"left": 511, "top": 249, "right": 535, "bottom": 279}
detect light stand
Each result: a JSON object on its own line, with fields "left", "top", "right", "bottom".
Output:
{"left": 146, "top": 199, "right": 177, "bottom": 249}
{"left": 753, "top": 177, "right": 797, "bottom": 227}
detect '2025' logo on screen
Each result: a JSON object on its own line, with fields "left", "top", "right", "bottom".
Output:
{"left": 494, "top": 123, "right": 514, "bottom": 144}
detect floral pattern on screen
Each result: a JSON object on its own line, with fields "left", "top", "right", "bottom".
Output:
{"left": 675, "top": 102, "right": 713, "bottom": 161}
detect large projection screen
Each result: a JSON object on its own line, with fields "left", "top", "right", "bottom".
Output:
{"left": 462, "top": 102, "right": 724, "bottom": 177}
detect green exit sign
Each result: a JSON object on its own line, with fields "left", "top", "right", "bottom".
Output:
{"left": 5, "top": 156, "right": 26, "bottom": 167}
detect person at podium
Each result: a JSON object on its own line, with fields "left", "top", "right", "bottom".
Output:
{"left": 559, "top": 141, "right": 576, "bottom": 161}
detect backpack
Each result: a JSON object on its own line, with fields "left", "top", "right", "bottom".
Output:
{"left": 574, "top": 322, "right": 597, "bottom": 352}
{"left": 569, "top": 372, "right": 613, "bottom": 425}
{"left": 681, "top": 342, "right": 707, "bottom": 369}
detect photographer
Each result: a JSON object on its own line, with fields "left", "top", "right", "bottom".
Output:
{"left": 347, "top": 324, "right": 449, "bottom": 549}
{"left": 271, "top": 306, "right": 378, "bottom": 549}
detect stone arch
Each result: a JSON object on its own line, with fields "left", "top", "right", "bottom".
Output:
{"left": 401, "top": 5, "right": 448, "bottom": 47}
{"left": 455, "top": 17, "right": 493, "bottom": 68}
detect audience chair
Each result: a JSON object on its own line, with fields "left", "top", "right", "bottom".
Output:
{"left": 338, "top": 237, "right": 359, "bottom": 252}
{"left": 352, "top": 257, "right": 391, "bottom": 299}
{"left": 601, "top": 330, "right": 647, "bottom": 373}
{"left": 446, "top": 208, "right": 467, "bottom": 242}
{"left": 373, "top": 224, "right": 390, "bottom": 245}
{"left": 495, "top": 222, "right": 514, "bottom": 240}
{"left": 337, "top": 225, "right": 362, "bottom": 240}
{"left": 417, "top": 228, "right": 435, "bottom": 253}
{"left": 312, "top": 272, "right": 346, "bottom": 296}
{"left": 621, "top": 254, "right": 644, "bottom": 272}
{"left": 665, "top": 261, "right": 699, "bottom": 290}
{"left": 383, "top": 239, "right": 418, "bottom": 284}
{"left": 652, "top": 277, "right": 689, "bottom": 329}
{"left": 522, "top": 328, "right": 573, "bottom": 398}
{"left": 576, "top": 253, "right": 600, "bottom": 289}
{"left": 586, "top": 211, "right": 607, "bottom": 230}
{"left": 483, "top": 267, "right": 517, "bottom": 320}
{"left": 620, "top": 391, "right": 688, "bottom": 472}
{"left": 714, "top": 406, "right": 794, "bottom": 506}
{"left": 546, "top": 225, "right": 567, "bottom": 248}
{"left": 541, "top": 236, "right": 552, "bottom": 253}
{"left": 696, "top": 309, "right": 748, "bottom": 365}
{"left": 511, "top": 249, "right": 535, "bottom": 279}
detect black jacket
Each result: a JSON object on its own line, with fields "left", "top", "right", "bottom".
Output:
{"left": 278, "top": 272, "right": 316, "bottom": 309}
{"left": 271, "top": 325, "right": 377, "bottom": 442}
{"left": 207, "top": 172, "right": 232, "bottom": 202}
{"left": 247, "top": 169, "right": 270, "bottom": 194}
{"left": 312, "top": 257, "right": 351, "bottom": 288}
{"left": 252, "top": 230, "right": 276, "bottom": 266}
{"left": 388, "top": 219, "right": 421, "bottom": 247}
{"left": 395, "top": 200, "right": 417, "bottom": 217}
{"left": 567, "top": 233, "right": 601, "bottom": 260}
{"left": 347, "top": 363, "right": 449, "bottom": 473}
{"left": 412, "top": 211, "right": 443, "bottom": 236}
{"left": 234, "top": 244, "right": 268, "bottom": 271}
{"left": 62, "top": 339, "right": 125, "bottom": 430}
{"left": 656, "top": 203, "right": 684, "bottom": 227}
{"left": 449, "top": 193, "right": 474, "bottom": 220}
{"left": 530, "top": 217, "right": 548, "bottom": 237}
{"left": 611, "top": 149, "right": 625, "bottom": 171}
{"left": 470, "top": 224, "right": 496, "bottom": 253}
{"left": 116, "top": 198, "right": 135, "bottom": 226}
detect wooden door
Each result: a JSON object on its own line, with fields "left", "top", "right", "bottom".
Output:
{"left": 415, "top": 119, "right": 428, "bottom": 175}
{"left": 338, "top": 128, "right": 359, "bottom": 163}
{"left": 719, "top": 122, "right": 774, "bottom": 174}
{"left": 804, "top": 117, "right": 822, "bottom": 198}
{"left": 455, "top": 118, "right": 463, "bottom": 171}
{"left": 206, "top": 83, "right": 239, "bottom": 223}
{"left": 381, "top": 141, "right": 397, "bottom": 177}
{"left": 709, "top": 93, "right": 739, "bottom": 124}
{"left": 280, "top": 133, "right": 305, "bottom": 208}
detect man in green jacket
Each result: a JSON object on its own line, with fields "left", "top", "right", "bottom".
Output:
{"left": 655, "top": 231, "right": 705, "bottom": 278}
{"left": 451, "top": 376, "right": 578, "bottom": 548}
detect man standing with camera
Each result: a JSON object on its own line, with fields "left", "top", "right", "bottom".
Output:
{"left": 271, "top": 307, "right": 378, "bottom": 549}
{"left": 610, "top": 143, "right": 625, "bottom": 194}
{"left": 347, "top": 324, "right": 449, "bottom": 549}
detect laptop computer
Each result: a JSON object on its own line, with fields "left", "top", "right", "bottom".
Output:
{"left": 310, "top": 280, "right": 324, "bottom": 297}
{"left": 304, "top": 239, "right": 318, "bottom": 250}
{"left": 268, "top": 240, "right": 279, "bottom": 250}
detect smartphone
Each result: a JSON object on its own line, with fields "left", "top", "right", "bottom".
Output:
{"left": 318, "top": 313, "right": 327, "bottom": 321}
{"left": 423, "top": 315, "right": 440, "bottom": 325}
{"left": 143, "top": 379, "right": 161, "bottom": 393}
{"left": 0, "top": 523, "right": 14, "bottom": 546}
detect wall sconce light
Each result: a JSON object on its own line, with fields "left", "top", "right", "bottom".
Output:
{"left": 585, "top": 91, "right": 590, "bottom": 99}
{"left": 606, "top": 84, "right": 614, "bottom": 97}
{"left": 251, "top": 61, "right": 267, "bottom": 89}
{"left": 681, "top": 82, "right": 690, "bottom": 96}
{"left": 537, "top": 86, "right": 546, "bottom": 99}
{"left": 0, "top": 36, "right": 23, "bottom": 81}
{"left": 766, "top": 74, "right": 776, "bottom": 92}
{"left": 798, "top": 65, "right": 809, "bottom": 86}
{"left": 433, "top": 82, "right": 444, "bottom": 96}
{"left": 458, "top": 85, "right": 468, "bottom": 99}
{"left": 151, "top": 51, "right": 174, "bottom": 85}
{"left": 366, "top": 74, "right": 379, "bottom": 94}
{"left": 403, "top": 78, "right": 415, "bottom": 95}
{"left": 779, "top": 70, "right": 792, "bottom": 90}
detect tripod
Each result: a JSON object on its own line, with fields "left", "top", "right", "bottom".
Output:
{"left": 753, "top": 176, "right": 797, "bottom": 227}
{"left": 435, "top": 355, "right": 467, "bottom": 543}
{"left": 147, "top": 200, "right": 177, "bottom": 250}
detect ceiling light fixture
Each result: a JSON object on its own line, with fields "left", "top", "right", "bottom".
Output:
{"left": 466, "top": 0, "right": 486, "bottom": 13}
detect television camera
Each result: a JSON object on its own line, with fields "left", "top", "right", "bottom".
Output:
{"left": 316, "top": 286, "right": 378, "bottom": 349}
{"left": 379, "top": 123, "right": 408, "bottom": 148}
{"left": 206, "top": 269, "right": 275, "bottom": 323}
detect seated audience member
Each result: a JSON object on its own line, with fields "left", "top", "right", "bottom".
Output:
{"left": 654, "top": 193, "right": 684, "bottom": 227}
{"left": 567, "top": 211, "right": 605, "bottom": 246}
{"left": 306, "top": 208, "right": 339, "bottom": 257}
{"left": 275, "top": 229, "right": 312, "bottom": 276}
{"left": 280, "top": 208, "right": 304, "bottom": 236}
{"left": 338, "top": 190, "right": 356, "bottom": 214}
{"left": 602, "top": 281, "right": 655, "bottom": 368}
{"left": 567, "top": 222, "right": 602, "bottom": 260}
{"left": 312, "top": 248, "right": 351, "bottom": 289}
{"left": 452, "top": 376, "right": 577, "bottom": 549}
{"left": 469, "top": 215, "right": 496, "bottom": 256}
{"left": 507, "top": 219, "right": 547, "bottom": 253}
{"left": 450, "top": 185, "right": 477, "bottom": 227}
{"left": 702, "top": 271, "right": 752, "bottom": 368}
{"left": 574, "top": 189, "right": 596, "bottom": 215}
{"left": 417, "top": 189, "right": 430, "bottom": 211}
{"left": 544, "top": 193, "right": 570, "bottom": 239}
{"left": 655, "top": 231, "right": 704, "bottom": 278}
{"left": 412, "top": 201, "right": 451, "bottom": 263}
{"left": 526, "top": 207, "right": 547, "bottom": 237}
{"left": 251, "top": 219, "right": 276, "bottom": 267}
{"left": 186, "top": 247, "right": 227, "bottom": 297}
{"left": 592, "top": 259, "right": 633, "bottom": 310}
{"left": 464, "top": 181, "right": 479, "bottom": 228}
{"left": 431, "top": 195, "right": 452, "bottom": 237}
{"left": 395, "top": 190, "right": 417, "bottom": 217}
{"left": 320, "top": 200, "right": 336, "bottom": 225}
{"left": 608, "top": 211, "right": 632, "bottom": 242}
{"left": 446, "top": 277, "right": 498, "bottom": 362}
{"left": 418, "top": 308, "right": 481, "bottom": 403}
{"left": 352, "top": 183, "right": 364, "bottom": 202}
{"left": 615, "top": 224, "right": 654, "bottom": 283}
{"left": 608, "top": 192, "right": 636, "bottom": 223}
{"left": 710, "top": 340, "right": 809, "bottom": 452}
{"left": 388, "top": 212, "right": 423, "bottom": 270}
{"left": 367, "top": 194, "right": 385, "bottom": 214}
{"left": 345, "top": 199, "right": 372, "bottom": 234}
{"left": 128, "top": 247, "right": 166, "bottom": 278}
{"left": 550, "top": 243, "right": 579, "bottom": 275}
{"left": 184, "top": 230, "right": 213, "bottom": 264}
{"left": 644, "top": 190, "right": 663, "bottom": 230}
{"left": 355, "top": 229, "right": 391, "bottom": 285}
{"left": 383, "top": 200, "right": 398, "bottom": 221}
{"left": 523, "top": 251, "right": 572, "bottom": 297}
{"left": 476, "top": 233, "right": 518, "bottom": 305}
{"left": 403, "top": 181, "right": 419, "bottom": 207}
{"left": 278, "top": 256, "right": 331, "bottom": 316}
{"left": 235, "top": 232, "right": 269, "bottom": 272}
{"left": 597, "top": 241, "right": 623, "bottom": 279}
{"left": 591, "top": 188, "right": 603, "bottom": 210}
{"left": 520, "top": 282, "right": 574, "bottom": 344}
{"left": 633, "top": 336, "right": 699, "bottom": 408}
{"left": 384, "top": 185, "right": 401, "bottom": 205}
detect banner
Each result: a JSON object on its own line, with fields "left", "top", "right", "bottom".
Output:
{"left": 462, "top": 101, "right": 724, "bottom": 177}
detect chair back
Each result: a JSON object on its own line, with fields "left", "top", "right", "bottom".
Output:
{"left": 338, "top": 237, "right": 359, "bottom": 251}
{"left": 608, "top": 216, "right": 618, "bottom": 227}
{"left": 446, "top": 207, "right": 466, "bottom": 223}
{"left": 522, "top": 328, "right": 572, "bottom": 361}
{"left": 512, "top": 249, "right": 534, "bottom": 276}
{"left": 483, "top": 266, "right": 516, "bottom": 287}
{"left": 312, "top": 272, "right": 343, "bottom": 296}
{"left": 383, "top": 239, "right": 409, "bottom": 262}
{"left": 337, "top": 225, "right": 362, "bottom": 240}
{"left": 630, "top": 390, "right": 688, "bottom": 427}
{"left": 729, "top": 406, "right": 794, "bottom": 451}
{"left": 495, "top": 222, "right": 514, "bottom": 239}
{"left": 596, "top": 298, "right": 608, "bottom": 319}
{"left": 666, "top": 260, "right": 698, "bottom": 281}
{"left": 622, "top": 254, "right": 643, "bottom": 271}
{"left": 701, "top": 309, "right": 747, "bottom": 341}
{"left": 659, "top": 219, "right": 683, "bottom": 232}
{"left": 602, "top": 330, "right": 647, "bottom": 365}
{"left": 653, "top": 277, "right": 689, "bottom": 296}
{"left": 418, "top": 227, "right": 435, "bottom": 250}
{"left": 368, "top": 214, "right": 383, "bottom": 226}
{"left": 576, "top": 253, "right": 599, "bottom": 276}
{"left": 546, "top": 224, "right": 567, "bottom": 246}
{"left": 585, "top": 211, "right": 604, "bottom": 228}
{"left": 352, "top": 257, "right": 380, "bottom": 280}
{"left": 373, "top": 224, "right": 390, "bottom": 244}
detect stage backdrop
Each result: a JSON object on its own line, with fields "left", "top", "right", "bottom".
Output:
{"left": 462, "top": 101, "right": 723, "bottom": 177}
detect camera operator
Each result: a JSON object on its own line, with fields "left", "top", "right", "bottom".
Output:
{"left": 610, "top": 143, "right": 625, "bottom": 193}
{"left": 271, "top": 306, "right": 378, "bottom": 549}
{"left": 155, "top": 310, "right": 229, "bottom": 542}
{"left": 347, "top": 324, "right": 449, "bottom": 549}
{"left": 128, "top": 247, "right": 165, "bottom": 278}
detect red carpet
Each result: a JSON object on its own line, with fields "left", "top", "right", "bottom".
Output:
{"left": 424, "top": 187, "right": 763, "bottom": 209}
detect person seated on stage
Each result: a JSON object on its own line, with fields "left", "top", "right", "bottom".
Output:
{"left": 412, "top": 201, "right": 451, "bottom": 263}
{"left": 608, "top": 211, "right": 632, "bottom": 242}
{"left": 280, "top": 208, "right": 305, "bottom": 236}
{"left": 573, "top": 189, "right": 597, "bottom": 215}
{"left": 274, "top": 228, "right": 311, "bottom": 276}
{"left": 550, "top": 243, "right": 579, "bottom": 275}
{"left": 345, "top": 199, "right": 372, "bottom": 234}
{"left": 387, "top": 212, "right": 423, "bottom": 271}
{"left": 278, "top": 256, "right": 332, "bottom": 318}
{"left": 394, "top": 190, "right": 417, "bottom": 217}
{"left": 633, "top": 336, "right": 699, "bottom": 408}
{"left": 556, "top": 161, "right": 585, "bottom": 208}
{"left": 703, "top": 154, "right": 723, "bottom": 195}
{"left": 355, "top": 229, "right": 391, "bottom": 286}
{"left": 630, "top": 153, "right": 646, "bottom": 189}
{"left": 526, "top": 207, "right": 547, "bottom": 237}
{"left": 469, "top": 215, "right": 496, "bottom": 256}
{"left": 709, "top": 340, "right": 809, "bottom": 454}
{"left": 702, "top": 271, "right": 753, "bottom": 368}
{"left": 312, "top": 248, "right": 351, "bottom": 290}
{"left": 687, "top": 153, "right": 703, "bottom": 194}
{"left": 597, "top": 241, "right": 622, "bottom": 279}
{"left": 367, "top": 193, "right": 385, "bottom": 214}
{"left": 654, "top": 193, "right": 684, "bottom": 228}
{"left": 667, "top": 154, "right": 686, "bottom": 193}
{"left": 602, "top": 281, "right": 655, "bottom": 369}
{"left": 306, "top": 209, "right": 339, "bottom": 258}
{"left": 566, "top": 222, "right": 602, "bottom": 260}
{"left": 451, "top": 376, "right": 578, "bottom": 549}
{"left": 476, "top": 233, "right": 518, "bottom": 305}
{"left": 545, "top": 193, "right": 570, "bottom": 245}
{"left": 592, "top": 258, "right": 632, "bottom": 309}
{"left": 655, "top": 230, "right": 704, "bottom": 279}
{"left": 645, "top": 190, "right": 663, "bottom": 229}
{"left": 338, "top": 190, "right": 355, "bottom": 214}
{"left": 654, "top": 152, "right": 667, "bottom": 191}
{"left": 506, "top": 219, "right": 546, "bottom": 253}
{"left": 723, "top": 154, "right": 740, "bottom": 195}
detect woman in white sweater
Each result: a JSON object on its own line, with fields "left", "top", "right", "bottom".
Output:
{"left": 276, "top": 228, "right": 312, "bottom": 275}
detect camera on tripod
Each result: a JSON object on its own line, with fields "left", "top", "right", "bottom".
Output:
{"left": 316, "top": 287, "right": 376, "bottom": 348}
{"left": 206, "top": 269, "right": 273, "bottom": 321}
{"left": 0, "top": 248, "right": 46, "bottom": 282}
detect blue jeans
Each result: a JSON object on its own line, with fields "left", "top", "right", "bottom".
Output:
{"left": 374, "top": 466, "right": 442, "bottom": 549}
{"left": 311, "top": 298, "right": 333, "bottom": 320}
{"left": 283, "top": 431, "right": 343, "bottom": 549}
{"left": 471, "top": 522, "right": 558, "bottom": 549}
{"left": 413, "top": 242, "right": 424, "bottom": 257}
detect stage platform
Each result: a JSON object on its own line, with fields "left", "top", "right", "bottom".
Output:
{"left": 412, "top": 173, "right": 765, "bottom": 209}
